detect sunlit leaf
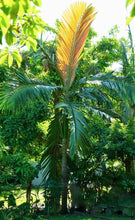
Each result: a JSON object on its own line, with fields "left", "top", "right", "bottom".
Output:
{"left": 8, "top": 54, "right": 13, "bottom": 67}
{"left": 26, "top": 41, "right": 31, "bottom": 51}
{"left": 0, "top": 31, "right": 2, "bottom": 44}
{"left": 5, "top": 31, "right": 14, "bottom": 46}
{"left": 1, "top": 15, "right": 9, "bottom": 28}
{"left": 18, "top": 3, "right": 25, "bottom": 17}
{"left": 126, "top": 0, "right": 134, "bottom": 7}
{"left": 130, "top": 3, "right": 135, "bottom": 17}
{"left": 33, "top": 0, "right": 42, "bottom": 7}
{"left": 12, "top": 50, "right": 22, "bottom": 67}
{"left": 3, "top": 0, "right": 14, "bottom": 7}
{"left": 27, "top": 37, "right": 37, "bottom": 51}
{"left": 0, "top": 54, "right": 8, "bottom": 65}
{"left": 0, "top": 24, "right": 7, "bottom": 35}
{"left": 10, "top": 2, "right": 19, "bottom": 19}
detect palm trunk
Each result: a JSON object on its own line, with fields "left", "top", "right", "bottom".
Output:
{"left": 26, "top": 180, "right": 32, "bottom": 203}
{"left": 61, "top": 139, "right": 68, "bottom": 214}
{"left": 133, "top": 155, "right": 135, "bottom": 173}
{"left": 130, "top": 106, "right": 135, "bottom": 174}
{"left": 123, "top": 106, "right": 135, "bottom": 174}
{"left": 124, "top": 158, "right": 131, "bottom": 173}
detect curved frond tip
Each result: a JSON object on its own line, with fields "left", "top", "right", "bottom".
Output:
{"left": 56, "top": 1, "right": 96, "bottom": 89}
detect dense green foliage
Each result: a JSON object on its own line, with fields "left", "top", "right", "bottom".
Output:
{"left": 0, "top": 1, "right": 135, "bottom": 218}
{"left": 0, "top": 0, "right": 45, "bottom": 67}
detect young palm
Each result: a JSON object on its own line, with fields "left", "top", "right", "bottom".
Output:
{"left": 49, "top": 2, "right": 96, "bottom": 212}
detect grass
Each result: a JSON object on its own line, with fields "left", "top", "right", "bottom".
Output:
{"left": 47, "top": 217, "right": 100, "bottom": 220}
{"left": 41, "top": 214, "right": 133, "bottom": 220}
{"left": 47, "top": 216, "right": 100, "bottom": 220}
{"left": 0, "top": 189, "right": 134, "bottom": 220}
{"left": 0, "top": 188, "right": 44, "bottom": 207}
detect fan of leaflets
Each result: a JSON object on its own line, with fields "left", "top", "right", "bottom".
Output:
{"left": 56, "top": 1, "right": 96, "bottom": 90}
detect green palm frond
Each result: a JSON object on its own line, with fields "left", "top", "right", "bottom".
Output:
{"left": 78, "top": 86, "right": 113, "bottom": 108}
{"left": 123, "top": 83, "right": 135, "bottom": 106}
{"left": 0, "top": 72, "right": 57, "bottom": 111}
{"left": 55, "top": 102, "right": 91, "bottom": 157}
{"left": 99, "top": 79, "right": 124, "bottom": 96}
{"left": 88, "top": 106, "right": 122, "bottom": 120}
{"left": 120, "top": 36, "right": 135, "bottom": 78}
{"left": 69, "top": 104, "right": 91, "bottom": 157}
{"left": 128, "top": 25, "right": 134, "bottom": 66}
{"left": 41, "top": 153, "right": 60, "bottom": 182}
{"left": 101, "top": 79, "right": 135, "bottom": 106}
{"left": 90, "top": 72, "right": 135, "bottom": 103}
{"left": 89, "top": 72, "right": 135, "bottom": 120}
{"left": 121, "top": 41, "right": 130, "bottom": 75}
{"left": 86, "top": 71, "right": 120, "bottom": 98}
{"left": 40, "top": 112, "right": 61, "bottom": 181}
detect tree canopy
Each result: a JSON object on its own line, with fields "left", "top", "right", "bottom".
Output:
{"left": 0, "top": 0, "right": 45, "bottom": 67}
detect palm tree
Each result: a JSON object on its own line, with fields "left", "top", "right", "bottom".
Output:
{"left": 1, "top": 1, "right": 119, "bottom": 213}
{"left": 55, "top": 2, "right": 96, "bottom": 212}
{"left": 0, "top": 2, "right": 97, "bottom": 213}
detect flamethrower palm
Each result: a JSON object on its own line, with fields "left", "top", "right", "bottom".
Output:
{"left": 0, "top": 1, "right": 98, "bottom": 213}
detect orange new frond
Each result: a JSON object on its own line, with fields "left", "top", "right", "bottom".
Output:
{"left": 56, "top": 1, "right": 96, "bottom": 89}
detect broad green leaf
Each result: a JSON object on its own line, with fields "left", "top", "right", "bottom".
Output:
{"left": 5, "top": 31, "right": 14, "bottom": 46}
{"left": 0, "top": 54, "right": 8, "bottom": 65}
{"left": 131, "top": 3, "right": 135, "bottom": 17}
{"left": 35, "top": 16, "right": 46, "bottom": 26}
{"left": 0, "top": 49, "right": 9, "bottom": 55}
{"left": 10, "top": 2, "right": 19, "bottom": 19}
{"left": 0, "top": 0, "right": 45, "bottom": 49}
{"left": 23, "top": 0, "right": 31, "bottom": 11}
{"left": 12, "top": 50, "right": 22, "bottom": 67}
{"left": 18, "top": 3, "right": 25, "bottom": 17}
{"left": 126, "top": 0, "right": 134, "bottom": 7}
{"left": 126, "top": 16, "right": 133, "bottom": 25}
{"left": 1, "top": 15, "right": 9, "bottom": 28}
{"left": 0, "top": 31, "right": 2, "bottom": 44}
{"left": 19, "top": 39, "right": 26, "bottom": 47}
{"left": 27, "top": 37, "right": 37, "bottom": 51}
{"left": 0, "top": 24, "right": 7, "bottom": 35}
{"left": 15, "top": 59, "right": 21, "bottom": 68}
{"left": 8, "top": 54, "right": 13, "bottom": 67}
{"left": 32, "top": 28, "right": 39, "bottom": 38}
{"left": 26, "top": 41, "right": 31, "bottom": 51}
{"left": 33, "top": 0, "right": 42, "bottom": 7}
{"left": 3, "top": 0, "right": 14, "bottom": 7}
{"left": 13, "top": 50, "right": 22, "bottom": 62}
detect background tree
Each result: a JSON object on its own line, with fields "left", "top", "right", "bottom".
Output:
{"left": 0, "top": 0, "right": 45, "bottom": 67}
{"left": 106, "top": 119, "right": 135, "bottom": 174}
{"left": 77, "top": 25, "right": 122, "bottom": 77}
{"left": 0, "top": 148, "right": 37, "bottom": 204}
